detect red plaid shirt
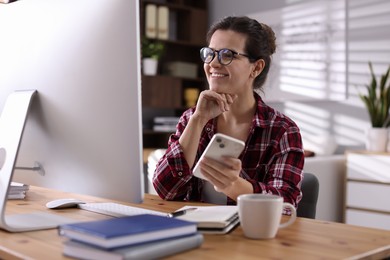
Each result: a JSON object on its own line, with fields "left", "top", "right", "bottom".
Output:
{"left": 153, "top": 92, "right": 304, "bottom": 209}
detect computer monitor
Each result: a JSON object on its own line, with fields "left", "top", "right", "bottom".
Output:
{"left": 0, "top": 0, "right": 144, "bottom": 231}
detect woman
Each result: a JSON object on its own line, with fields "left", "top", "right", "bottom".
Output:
{"left": 153, "top": 16, "right": 304, "bottom": 211}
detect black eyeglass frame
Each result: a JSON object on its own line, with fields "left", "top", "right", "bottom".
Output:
{"left": 200, "top": 47, "right": 255, "bottom": 65}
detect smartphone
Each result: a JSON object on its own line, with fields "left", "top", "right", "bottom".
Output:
{"left": 193, "top": 133, "right": 245, "bottom": 180}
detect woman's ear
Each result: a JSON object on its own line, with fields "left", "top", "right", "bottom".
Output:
{"left": 251, "top": 59, "right": 265, "bottom": 78}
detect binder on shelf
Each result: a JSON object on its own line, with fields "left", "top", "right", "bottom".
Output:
{"left": 145, "top": 4, "right": 157, "bottom": 39}
{"left": 157, "top": 6, "right": 169, "bottom": 40}
{"left": 168, "top": 10, "right": 177, "bottom": 40}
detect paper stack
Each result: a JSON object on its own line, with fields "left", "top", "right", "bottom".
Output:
{"left": 153, "top": 116, "right": 179, "bottom": 132}
{"left": 59, "top": 214, "right": 203, "bottom": 259}
{"left": 8, "top": 182, "right": 29, "bottom": 200}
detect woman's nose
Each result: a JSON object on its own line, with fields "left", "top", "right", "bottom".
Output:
{"left": 209, "top": 54, "right": 221, "bottom": 67}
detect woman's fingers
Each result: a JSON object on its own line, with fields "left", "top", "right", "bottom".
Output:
{"left": 199, "top": 157, "right": 241, "bottom": 188}
{"left": 195, "top": 91, "right": 238, "bottom": 120}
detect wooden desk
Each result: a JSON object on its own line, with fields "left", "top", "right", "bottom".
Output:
{"left": 1, "top": 186, "right": 389, "bottom": 260}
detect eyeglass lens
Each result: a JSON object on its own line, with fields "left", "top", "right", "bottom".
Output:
{"left": 200, "top": 47, "right": 235, "bottom": 65}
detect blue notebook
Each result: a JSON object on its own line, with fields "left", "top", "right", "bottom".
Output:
{"left": 58, "top": 214, "right": 197, "bottom": 249}
{"left": 63, "top": 233, "right": 204, "bottom": 260}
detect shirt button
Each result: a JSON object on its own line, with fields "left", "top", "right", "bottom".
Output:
{"left": 206, "top": 127, "right": 211, "bottom": 132}
{"left": 178, "top": 172, "right": 183, "bottom": 177}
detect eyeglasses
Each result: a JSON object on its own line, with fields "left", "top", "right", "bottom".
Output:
{"left": 200, "top": 47, "right": 253, "bottom": 66}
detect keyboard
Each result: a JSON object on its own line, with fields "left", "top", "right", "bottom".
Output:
{"left": 78, "top": 202, "right": 167, "bottom": 218}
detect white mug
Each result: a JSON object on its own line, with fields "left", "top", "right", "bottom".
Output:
{"left": 237, "top": 194, "right": 297, "bottom": 239}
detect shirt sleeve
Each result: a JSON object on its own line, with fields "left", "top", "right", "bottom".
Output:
{"left": 152, "top": 110, "right": 201, "bottom": 201}
{"left": 248, "top": 126, "right": 304, "bottom": 214}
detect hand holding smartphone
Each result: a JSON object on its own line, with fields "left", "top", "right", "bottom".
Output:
{"left": 193, "top": 133, "right": 245, "bottom": 180}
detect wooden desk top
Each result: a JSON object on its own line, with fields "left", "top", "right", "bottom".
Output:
{"left": 1, "top": 186, "right": 389, "bottom": 260}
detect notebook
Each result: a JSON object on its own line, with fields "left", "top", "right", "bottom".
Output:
{"left": 58, "top": 214, "right": 197, "bottom": 249}
{"left": 174, "top": 205, "right": 239, "bottom": 234}
{"left": 62, "top": 233, "right": 203, "bottom": 260}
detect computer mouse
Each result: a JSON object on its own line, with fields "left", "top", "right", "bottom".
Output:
{"left": 46, "top": 198, "right": 86, "bottom": 209}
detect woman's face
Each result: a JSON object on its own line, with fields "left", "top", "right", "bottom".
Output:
{"left": 204, "top": 29, "right": 256, "bottom": 95}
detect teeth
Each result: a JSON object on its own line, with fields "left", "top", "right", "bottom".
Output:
{"left": 212, "top": 73, "right": 226, "bottom": 78}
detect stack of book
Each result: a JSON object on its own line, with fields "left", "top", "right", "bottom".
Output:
{"left": 58, "top": 214, "right": 203, "bottom": 260}
{"left": 8, "top": 182, "right": 30, "bottom": 200}
{"left": 153, "top": 116, "right": 179, "bottom": 132}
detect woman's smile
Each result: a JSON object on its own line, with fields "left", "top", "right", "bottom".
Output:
{"left": 210, "top": 72, "right": 228, "bottom": 78}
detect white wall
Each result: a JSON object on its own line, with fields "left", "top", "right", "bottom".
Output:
{"left": 208, "top": 0, "right": 285, "bottom": 19}
{"left": 208, "top": 0, "right": 390, "bottom": 152}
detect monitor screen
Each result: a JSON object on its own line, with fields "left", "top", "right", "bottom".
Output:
{"left": 0, "top": 0, "right": 144, "bottom": 203}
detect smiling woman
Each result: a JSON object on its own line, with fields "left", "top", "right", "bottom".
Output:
{"left": 153, "top": 16, "right": 304, "bottom": 215}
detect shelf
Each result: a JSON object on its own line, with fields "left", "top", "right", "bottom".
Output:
{"left": 143, "top": 74, "right": 204, "bottom": 83}
{"left": 344, "top": 152, "right": 390, "bottom": 230}
{"left": 142, "top": 75, "right": 204, "bottom": 109}
{"left": 140, "top": 0, "right": 208, "bottom": 45}
{"left": 143, "top": 129, "right": 174, "bottom": 134}
{"left": 142, "top": 0, "right": 207, "bottom": 11}
{"left": 150, "top": 38, "right": 205, "bottom": 48}
{"left": 140, "top": 0, "right": 208, "bottom": 147}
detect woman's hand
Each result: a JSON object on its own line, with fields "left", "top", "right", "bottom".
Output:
{"left": 199, "top": 156, "right": 241, "bottom": 193}
{"left": 193, "top": 90, "right": 237, "bottom": 122}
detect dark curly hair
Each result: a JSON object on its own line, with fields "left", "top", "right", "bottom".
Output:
{"left": 206, "top": 16, "right": 276, "bottom": 90}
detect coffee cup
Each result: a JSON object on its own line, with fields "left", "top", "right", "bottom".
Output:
{"left": 237, "top": 194, "right": 296, "bottom": 239}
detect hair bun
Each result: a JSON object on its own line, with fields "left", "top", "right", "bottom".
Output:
{"left": 260, "top": 23, "right": 276, "bottom": 55}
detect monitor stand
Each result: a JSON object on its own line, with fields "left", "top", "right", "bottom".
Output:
{"left": 0, "top": 90, "right": 75, "bottom": 232}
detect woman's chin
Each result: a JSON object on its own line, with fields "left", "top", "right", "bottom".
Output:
{"left": 209, "top": 84, "right": 226, "bottom": 92}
